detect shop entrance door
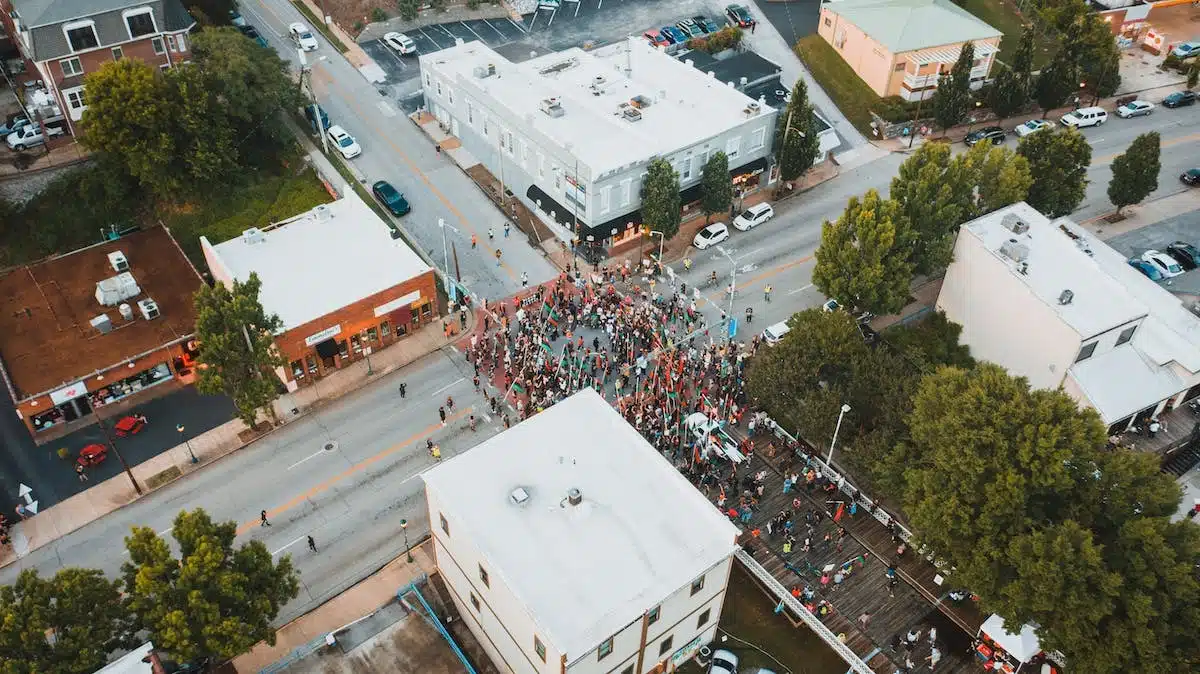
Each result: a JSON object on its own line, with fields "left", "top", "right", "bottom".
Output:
{"left": 314, "top": 339, "right": 340, "bottom": 374}
{"left": 63, "top": 395, "right": 92, "bottom": 422}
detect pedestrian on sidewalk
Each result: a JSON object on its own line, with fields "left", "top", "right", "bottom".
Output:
{"left": 473, "top": 375, "right": 480, "bottom": 390}
{"left": 15, "top": 503, "right": 29, "bottom": 519}
{"left": 439, "top": 406, "right": 447, "bottom": 426}
{"left": 261, "top": 510, "right": 271, "bottom": 527}
{"left": 398, "top": 382, "right": 407, "bottom": 398}
{"left": 308, "top": 535, "right": 317, "bottom": 552}
{"left": 504, "top": 222, "right": 511, "bottom": 238}
{"left": 430, "top": 444, "right": 442, "bottom": 460}
{"left": 446, "top": 395, "right": 455, "bottom": 411}
{"left": 76, "top": 463, "right": 88, "bottom": 482}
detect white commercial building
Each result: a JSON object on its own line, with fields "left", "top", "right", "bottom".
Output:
{"left": 423, "top": 388, "right": 740, "bottom": 674}
{"left": 937, "top": 202, "right": 1200, "bottom": 433}
{"left": 420, "top": 38, "right": 779, "bottom": 252}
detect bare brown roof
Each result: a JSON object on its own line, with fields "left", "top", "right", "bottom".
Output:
{"left": 0, "top": 226, "right": 201, "bottom": 400}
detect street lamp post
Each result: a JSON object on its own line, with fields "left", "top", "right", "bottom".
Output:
{"left": 176, "top": 423, "right": 197, "bottom": 464}
{"left": 716, "top": 246, "right": 738, "bottom": 341}
{"left": 437, "top": 218, "right": 460, "bottom": 305}
{"left": 400, "top": 518, "right": 413, "bottom": 562}
{"left": 827, "top": 403, "right": 851, "bottom": 467}
{"left": 646, "top": 229, "right": 665, "bottom": 272}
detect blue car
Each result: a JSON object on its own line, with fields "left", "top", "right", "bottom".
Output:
{"left": 661, "top": 25, "right": 688, "bottom": 44}
{"left": 1128, "top": 259, "right": 1165, "bottom": 282}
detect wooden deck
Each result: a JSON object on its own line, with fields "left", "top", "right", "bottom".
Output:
{"left": 729, "top": 430, "right": 986, "bottom": 673}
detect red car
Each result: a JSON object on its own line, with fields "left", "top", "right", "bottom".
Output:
{"left": 643, "top": 29, "right": 670, "bottom": 48}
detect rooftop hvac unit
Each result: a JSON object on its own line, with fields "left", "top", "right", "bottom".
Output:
{"left": 137, "top": 298, "right": 160, "bottom": 320}
{"left": 539, "top": 97, "right": 564, "bottom": 117}
{"left": 630, "top": 94, "right": 652, "bottom": 108}
{"left": 94, "top": 273, "right": 140, "bottom": 307}
{"left": 744, "top": 101, "right": 761, "bottom": 116}
{"left": 118, "top": 303, "right": 134, "bottom": 321}
{"left": 90, "top": 314, "right": 112, "bottom": 334}
{"left": 622, "top": 107, "right": 642, "bottom": 122}
{"left": 1001, "top": 213, "right": 1029, "bottom": 235}
{"left": 108, "top": 251, "right": 129, "bottom": 272}
{"left": 313, "top": 204, "right": 331, "bottom": 223}
{"left": 1058, "top": 289, "right": 1074, "bottom": 306}
{"left": 1000, "top": 239, "right": 1029, "bottom": 263}
{"left": 116, "top": 272, "right": 139, "bottom": 300}
{"left": 242, "top": 227, "right": 265, "bottom": 244}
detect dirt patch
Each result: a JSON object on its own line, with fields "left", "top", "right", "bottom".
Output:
{"left": 321, "top": 0, "right": 477, "bottom": 34}
{"left": 1103, "top": 212, "right": 1129, "bottom": 224}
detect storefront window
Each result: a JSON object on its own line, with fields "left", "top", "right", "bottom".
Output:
{"left": 90, "top": 363, "right": 172, "bottom": 410}
{"left": 421, "top": 303, "right": 433, "bottom": 319}
{"left": 380, "top": 321, "right": 390, "bottom": 338}
{"left": 411, "top": 306, "right": 421, "bottom": 325}
{"left": 351, "top": 334, "right": 362, "bottom": 353}
{"left": 396, "top": 322, "right": 407, "bottom": 337}
{"left": 367, "top": 326, "right": 378, "bottom": 342}
{"left": 306, "top": 355, "right": 318, "bottom": 374}
{"left": 337, "top": 340, "right": 348, "bottom": 358}
{"left": 291, "top": 360, "right": 304, "bottom": 380}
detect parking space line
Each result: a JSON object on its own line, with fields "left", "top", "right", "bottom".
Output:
{"left": 461, "top": 20, "right": 487, "bottom": 43}
{"left": 508, "top": 17, "right": 529, "bottom": 34}
{"left": 418, "top": 26, "right": 446, "bottom": 49}
{"left": 432, "top": 23, "right": 457, "bottom": 41}
{"left": 548, "top": 8, "right": 557, "bottom": 27}
{"left": 482, "top": 18, "right": 508, "bottom": 40}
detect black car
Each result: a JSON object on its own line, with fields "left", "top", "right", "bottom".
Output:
{"left": 304, "top": 104, "right": 329, "bottom": 134}
{"left": 372, "top": 180, "right": 411, "bottom": 216}
{"left": 1166, "top": 242, "right": 1200, "bottom": 270}
{"left": 1162, "top": 91, "right": 1196, "bottom": 108}
{"left": 1181, "top": 168, "right": 1200, "bottom": 186}
{"left": 964, "top": 126, "right": 1005, "bottom": 147}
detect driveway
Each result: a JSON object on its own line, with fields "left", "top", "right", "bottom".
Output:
{"left": 750, "top": 0, "right": 822, "bottom": 53}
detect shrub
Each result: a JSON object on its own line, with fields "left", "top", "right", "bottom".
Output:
{"left": 467, "top": 0, "right": 481, "bottom": 8}
{"left": 370, "top": 7, "right": 387, "bottom": 22}
{"left": 872, "top": 96, "right": 921, "bottom": 123}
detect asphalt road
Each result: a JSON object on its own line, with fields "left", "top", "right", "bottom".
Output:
{"left": 0, "top": 347, "right": 493, "bottom": 625}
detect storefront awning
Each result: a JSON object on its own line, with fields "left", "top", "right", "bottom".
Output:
{"left": 315, "top": 338, "right": 339, "bottom": 359}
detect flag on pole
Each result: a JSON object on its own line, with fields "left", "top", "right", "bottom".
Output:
{"left": 833, "top": 503, "right": 845, "bottom": 522}
{"left": 512, "top": 382, "right": 525, "bottom": 394}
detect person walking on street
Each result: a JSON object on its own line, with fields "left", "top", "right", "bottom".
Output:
{"left": 504, "top": 222, "right": 511, "bottom": 238}
{"left": 471, "top": 233, "right": 478, "bottom": 249}
{"left": 307, "top": 535, "right": 317, "bottom": 552}
{"left": 398, "top": 382, "right": 407, "bottom": 398}
{"left": 76, "top": 463, "right": 88, "bottom": 482}
{"left": 488, "top": 227, "right": 495, "bottom": 241}
{"left": 745, "top": 306, "right": 753, "bottom": 324}
{"left": 15, "top": 503, "right": 29, "bottom": 519}
{"left": 446, "top": 395, "right": 455, "bottom": 411}
{"left": 858, "top": 612, "right": 871, "bottom": 628}
{"left": 430, "top": 444, "right": 442, "bottom": 461}
{"left": 439, "top": 406, "right": 447, "bottom": 425}
{"left": 495, "top": 249, "right": 503, "bottom": 267}
{"left": 764, "top": 285, "right": 772, "bottom": 302}
{"left": 521, "top": 272, "right": 528, "bottom": 287}
{"left": 261, "top": 510, "right": 271, "bottom": 527}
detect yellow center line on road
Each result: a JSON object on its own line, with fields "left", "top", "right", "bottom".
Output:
{"left": 235, "top": 408, "right": 470, "bottom": 535}
{"left": 698, "top": 255, "right": 814, "bottom": 309}
{"left": 1091, "top": 131, "right": 1200, "bottom": 166}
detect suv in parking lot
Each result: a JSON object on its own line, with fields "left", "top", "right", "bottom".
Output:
{"left": 725, "top": 4, "right": 753, "bottom": 27}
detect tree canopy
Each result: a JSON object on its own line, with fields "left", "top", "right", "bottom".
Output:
{"left": 931, "top": 41, "right": 974, "bottom": 131}
{"left": 812, "top": 190, "right": 914, "bottom": 315}
{"left": 642, "top": 159, "right": 682, "bottom": 239}
{"left": 1108, "top": 131, "right": 1160, "bottom": 214}
{"left": 1017, "top": 127, "right": 1091, "bottom": 217}
{"left": 774, "top": 78, "right": 821, "bottom": 181}
{"left": 700, "top": 151, "right": 732, "bottom": 223}
{"left": 193, "top": 273, "right": 285, "bottom": 428}
{"left": 987, "top": 29, "right": 1035, "bottom": 119}
{"left": 122, "top": 509, "right": 300, "bottom": 661}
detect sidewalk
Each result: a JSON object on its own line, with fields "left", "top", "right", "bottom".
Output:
{"left": 1078, "top": 188, "right": 1200, "bottom": 239}
{"left": 231, "top": 540, "right": 438, "bottom": 673}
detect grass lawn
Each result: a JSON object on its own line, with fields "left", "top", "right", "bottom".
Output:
{"left": 680, "top": 565, "right": 845, "bottom": 674}
{"left": 160, "top": 164, "right": 332, "bottom": 267}
{"left": 959, "top": 0, "right": 1055, "bottom": 67}
{"left": 795, "top": 35, "right": 881, "bottom": 137}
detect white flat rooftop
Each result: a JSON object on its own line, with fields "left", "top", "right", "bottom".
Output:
{"left": 205, "top": 188, "right": 431, "bottom": 332}
{"left": 963, "top": 203, "right": 1147, "bottom": 338}
{"left": 1068, "top": 344, "right": 1186, "bottom": 423}
{"left": 421, "top": 38, "right": 774, "bottom": 175}
{"left": 422, "top": 388, "right": 739, "bottom": 660}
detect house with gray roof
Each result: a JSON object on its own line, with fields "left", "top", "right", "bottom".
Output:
{"left": 0, "top": 0, "right": 195, "bottom": 134}
{"left": 817, "top": 0, "right": 1002, "bottom": 101}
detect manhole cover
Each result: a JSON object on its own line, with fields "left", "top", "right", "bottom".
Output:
{"left": 323, "top": 441, "right": 338, "bottom": 452}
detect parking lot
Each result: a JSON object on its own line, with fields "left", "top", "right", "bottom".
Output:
{"left": 360, "top": 16, "right": 529, "bottom": 83}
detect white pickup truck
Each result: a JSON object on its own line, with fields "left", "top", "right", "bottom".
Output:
{"left": 6, "top": 123, "right": 64, "bottom": 150}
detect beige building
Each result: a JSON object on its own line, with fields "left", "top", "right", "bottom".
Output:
{"left": 818, "top": 0, "right": 1002, "bottom": 101}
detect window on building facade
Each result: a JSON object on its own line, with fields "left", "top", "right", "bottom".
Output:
{"left": 534, "top": 636, "right": 546, "bottom": 662}
{"left": 380, "top": 320, "right": 390, "bottom": 337}
{"left": 111, "top": 46, "right": 123, "bottom": 60}
{"left": 1116, "top": 325, "right": 1136, "bottom": 346}
{"left": 690, "top": 575, "right": 705, "bottom": 595}
{"left": 177, "top": 34, "right": 187, "bottom": 52}
{"left": 440, "top": 512, "right": 449, "bottom": 535}
{"left": 1075, "top": 342, "right": 1097, "bottom": 363}
{"left": 681, "top": 155, "right": 692, "bottom": 180}
{"left": 824, "top": 16, "right": 832, "bottom": 27}
{"left": 166, "top": 35, "right": 177, "bottom": 52}
{"left": 659, "top": 635, "right": 674, "bottom": 656}
{"left": 436, "top": 81, "right": 442, "bottom": 96}
{"left": 290, "top": 360, "right": 303, "bottom": 379}
{"left": 834, "top": 28, "right": 846, "bottom": 49}
{"left": 337, "top": 340, "right": 349, "bottom": 358}
{"left": 479, "top": 564, "right": 490, "bottom": 587}
{"left": 750, "top": 127, "right": 765, "bottom": 151}
{"left": 467, "top": 103, "right": 474, "bottom": 125}
{"left": 726, "top": 137, "right": 740, "bottom": 160}
{"left": 351, "top": 334, "right": 362, "bottom": 353}
{"left": 366, "top": 326, "right": 378, "bottom": 342}
{"left": 648, "top": 605, "right": 660, "bottom": 625}
{"left": 483, "top": 116, "right": 489, "bottom": 137}
{"left": 505, "top": 131, "right": 514, "bottom": 155}
{"left": 65, "top": 23, "right": 99, "bottom": 52}
{"left": 697, "top": 608, "right": 711, "bottom": 628}
{"left": 622, "top": 666, "right": 634, "bottom": 674}
{"left": 598, "top": 637, "right": 613, "bottom": 660}
{"left": 538, "top": 153, "right": 545, "bottom": 178}
{"left": 64, "top": 88, "right": 85, "bottom": 111}
{"left": 306, "top": 355, "right": 317, "bottom": 374}
{"left": 125, "top": 9, "right": 156, "bottom": 39}
{"left": 151, "top": 36, "right": 165, "bottom": 54}
{"left": 60, "top": 57, "right": 83, "bottom": 77}
{"left": 600, "top": 186, "right": 611, "bottom": 214}
{"left": 448, "top": 88, "right": 454, "bottom": 105}
{"left": 621, "top": 179, "right": 632, "bottom": 206}
{"left": 894, "top": 61, "right": 906, "bottom": 72}
{"left": 424, "top": 72, "right": 431, "bottom": 87}
{"left": 470, "top": 592, "right": 480, "bottom": 612}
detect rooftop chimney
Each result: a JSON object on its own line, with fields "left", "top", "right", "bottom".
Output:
{"left": 567, "top": 488, "right": 583, "bottom": 506}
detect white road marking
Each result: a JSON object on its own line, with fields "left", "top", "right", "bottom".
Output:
{"left": 482, "top": 19, "right": 507, "bottom": 39}
{"left": 483, "top": 413, "right": 493, "bottom": 422}
{"left": 738, "top": 247, "right": 764, "bottom": 261}
{"left": 431, "top": 377, "right": 465, "bottom": 397}
{"left": 788, "top": 283, "right": 814, "bottom": 295}
{"left": 449, "top": 345, "right": 460, "bottom": 354}
{"left": 548, "top": 8, "right": 557, "bottom": 27}
{"left": 574, "top": 1, "right": 582, "bottom": 17}
{"left": 418, "top": 27, "right": 440, "bottom": 47}
{"left": 287, "top": 448, "right": 328, "bottom": 470}
{"left": 461, "top": 21, "right": 487, "bottom": 43}
{"left": 272, "top": 535, "right": 308, "bottom": 556}
{"left": 508, "top": 17, "right": 529, "bottom": 34}
{"left": 377, "top": 101, "right": 397, "bottom": 117}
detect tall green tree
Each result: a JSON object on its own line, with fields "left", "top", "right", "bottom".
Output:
{"left": 812, "top": 189, "right": 914, "bottom": 315}
{"left": 1108, "top": 132, "right": 1160, "bottom": 214}
{"left": 1033, "top": 53, "right": 1077, "bottom": 117}
{"left": 700, "top": 151, "right": 732, "bottom": 223}
{"left": 0, "top": 568, "right": 137, "bottom": 674}
{"left": 774, "top": 78, "right": 821, "bottom": 181}
{"left": 930, "top": 41, "right": 974, "bottom": 132}
{"left": 122, "top": 509, "right": 300, "bottom": 662}
{"left": 971, "top": 143, "right": 1033, "bottom": 214}
{"left": 194, "top": 273, "right": 285, "bottom": 428}
{"left": 190, "top": 28, "right": 301, "bottom": 142}
{"left": 1017, "top": 127, "right": 1091, "bottom": 216}
{"left": 987, "top": 29, "right": 1035, "bottom": 119}
{"left": 641, "top": 158, "right": 682, "bottom": 239}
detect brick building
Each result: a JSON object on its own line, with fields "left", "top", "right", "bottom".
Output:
{"left": 0, "top": 0, "right": 195, "bottom": 134}
{"left": 200, "top": 188, "right": 438, "bottom": 391}
{"left": 0, "top": 226, "right": 203, "bottom": 440}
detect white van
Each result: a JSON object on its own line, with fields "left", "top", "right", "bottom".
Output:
{"left": 1059, "top": 106, "right": 1107, "bottom": 128}
{"left": 761, "top": 321, "right": 790, "bottom": 345}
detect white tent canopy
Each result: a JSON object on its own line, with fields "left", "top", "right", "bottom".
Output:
{"left": 981, "top": 614, "right": 1042, "bottom": 663}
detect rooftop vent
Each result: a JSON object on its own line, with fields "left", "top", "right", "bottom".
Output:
{"left": 1001, "top": 213, "right": 1029, "bottom": 235}
{"left": 137, "top": 298, "right": 160, "bottom": 320}
{"left": 242, "top": 227, "right": 265, "bottom": 245}
{"left": 539, "top": 97, "right": 564, "bottom": 117}
{"left": 472, "top": 63, "right": 496, "bottom": 78}
{"left": 108, "top": 251, "right": 129, "bottom": 273}
{"left": 744, "top": 101, "right": 761, "bottom": 116}
{"left": 118, "top": 303, "right": 134, "bottom": 321}
{"left": 538, "top": 57, "right": 578, "bottom": 76}
{"left": 509, "top": 487, "right": 530, "bottom": 505}
{"left": 314, "top": 204, "right": 331, "bottom": 223}
{"left": 1075, "top": 239, "right": 1093, "bottom": 257}
{"left": 1058, "top": 289, "right": 1074, "bottom": 305}
{"left": 622, "top": 107, "right": 642, "bottom": 122}
{"left": 1018, "top": 261, "right": 1029, "bottom": 275}
{"left": 90, "top": 314, "right": 112, "bottom": 334}
{"left": 1000, "top": 238, "right": 1029, "bottom": 263}
{"left": 566, "top": 487, "right": 583, "bottom": 506}
{"left": 95, "top": 273, "right": 141, "bottom": 307}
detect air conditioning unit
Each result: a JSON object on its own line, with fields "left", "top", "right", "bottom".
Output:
{"left": 539, "top": 97, "right": 564, "bottom": 117}
{"left": 108, "top": 251, "right": 129, "bottom": 272}
{"left": 137, "top": 298, "right": 160, "bottom": 320}
{"left": 90, "top": 314, "right": 113, "bottom": 334}
{"left": 1000, "top": 239, "right": 1029, "bottom": 263}
{"left": 118, "top": 303, "right": 134, "bottom": 321}
{"left": 1001, "top": 213, "right": 1029, "bottom": 235}
{"left": 622, "top": 107, "right": 642, "bottom": 122}
{"left": 242, "top": 227, "right": 266, "bottom": 245}
{"left": 95, "top": 274, "right": 139, "bottom": 306}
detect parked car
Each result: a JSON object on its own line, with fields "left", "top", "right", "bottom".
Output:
{"left": 732, "top": 202, "right": 775, "bottom": 231}
{"left": 0, "top": 113, "right": 30, "bottom": 137}
{"left": 1014, "top": 119, "right": 1054, "bottom": 137}
{"left": 709, "top": 649, "right": 739, "bottom": 674}
{"left": 725, "top": 4, "right": 753, "bottom": 28}
{"left": 676, "top": 19, "right": 704, "bottom": 38}
{"left": 383, "top": 32, "right": 417, "bottom": 55}
{"left": 1181, "top": 168, "right": 1200, "bottom": 186}
{"left": 1172, "top": 41, "right": 1200, "bottom": 58}
{"left": 1142, "top": 250, "right": 1184, "bottom": 278}
{"left": 964, "top": 126, "right": 1005, "bottom": 146}
{"left": 304, "top": 104, "right": 330, "bottom": 134}
{"left": 228, "top": 10, "right": 247, "bottom": 27}
{"left": 761, "top": 321, "right": 791, "bottom": 346}
{"left": 661, "top": 25, "right": 688, "bottom": 44}
{"left": 538, "top": 0, "right": 561, "bottom": 9}
{"left": 238, "top": 24, "right": 268, "bottom": 48}
{"left": 693, "top": 15, "right": 719, "bottom": 33}
{"left": 326, "top": 125, "right": 361, "bottom": 159}
{"left": 372, "top": 180, "right": 411, "bottom": 216}
{"left": 693, "top": 222, "right": 730, "bottom": 249}
{"left": 6, "top": 124, "right": 45, "bottom": 150}
{"left": 643, "top": 29, "right": 670, "bottom": 48}
{"left": 289, "top": 22, "right": 319, "bottom": 51}
{"left": 1163, "top": 91, "right": 1196, "bottom": 108}
{"left": 1059, "top": 106, "right": 1106, "bottom": 128}
{"left": 1116, "top": 100, "right": 1154, "bottom": 118}
{"left": 1165, "top": 241, "right": 1200, "bottom": 270}
{"left": 1128, "top": 258, "right": 1165, "bottom": 282}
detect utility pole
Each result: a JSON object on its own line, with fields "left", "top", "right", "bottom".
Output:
{"left": 299, "top": 49, "right": 328, "bottom": 154}
{"left": 906, "top": 65, "right": 939, "bottom": 148}
{"left": 96, "top": 411, "right": 142, "bottom": 495}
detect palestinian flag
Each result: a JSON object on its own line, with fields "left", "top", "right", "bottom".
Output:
{"left": 542, "top": 302, "right": 560, "bottom": 326}
{"left": 539, "top": 342, "right": 554, "bottom": 354}
{"left": 833, "top": 503, "right": 845, "bottom": 522}
{"left": 512, "top": 382, "right": 526, "bottom": 394}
